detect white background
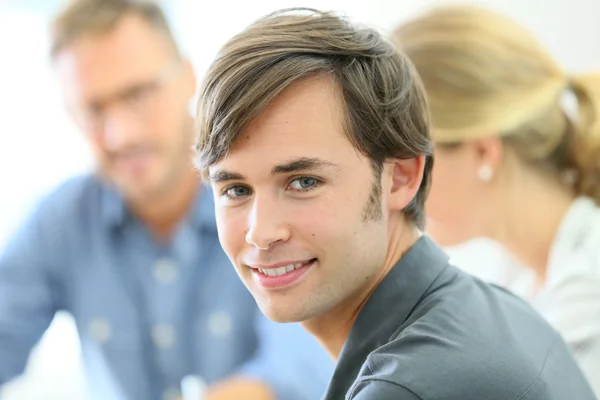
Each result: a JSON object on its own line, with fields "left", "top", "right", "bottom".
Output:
{"left": 0, "top": 0, "right": 599, "bottom": 398}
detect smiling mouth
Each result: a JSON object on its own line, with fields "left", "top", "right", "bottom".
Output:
{"left": 256, "top": 259, "right": 317, "bottom": 277}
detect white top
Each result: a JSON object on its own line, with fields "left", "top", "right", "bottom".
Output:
{"left": 447, "top": 197, "right": 600, "bottom": 396}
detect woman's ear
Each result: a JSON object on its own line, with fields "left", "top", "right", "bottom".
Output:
{"left": 471, "top": 136, "right": 504, "bottom": 182}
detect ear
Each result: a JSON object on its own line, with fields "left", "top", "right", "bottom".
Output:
{"left": 470, "top": 136, "right": 504, "bottom": 181}
{"left": 386, "top": 155, "right": 426, "bottom": 211}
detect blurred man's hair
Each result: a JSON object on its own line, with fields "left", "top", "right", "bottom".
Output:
{"left": 194, "top": 8, "right": 433, "bottom": 228}
{"left": 50, "top": 0, "right": 179, "bottom": 59}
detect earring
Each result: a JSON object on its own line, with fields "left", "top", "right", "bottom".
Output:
{"left": 478, "top": 165, "right": 493, "bottom": 182}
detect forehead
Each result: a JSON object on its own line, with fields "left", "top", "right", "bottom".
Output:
{"left": 53, "top": 14, "right": 173, "bottom": 102}
{"left": 216, "top": 76, "right": 360, "bottom": 170}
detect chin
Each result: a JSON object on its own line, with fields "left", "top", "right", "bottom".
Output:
{"left": 105, "top": 165, "right": 164, "bottom": 192}
{"left": 254, "top": 297, "right": 311, "bottom": 323}
{"left": 119, "top": 185, "right": 154, "bottom": 202}
{"left": 118, "top": 177, "right": 168, "bottom": 200}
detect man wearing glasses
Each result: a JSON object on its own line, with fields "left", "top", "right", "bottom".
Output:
{"left": 0, "top": 1, "right": 332, "bottom": 400}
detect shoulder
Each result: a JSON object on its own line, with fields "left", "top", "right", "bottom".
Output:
{"left": 8, "top": 174, "right": 101, "bottom": 243}
{"left": 550, "top": 196, "right": 600, "bottom": 274}
{"left": 0, "top": 175, "right": 101, "bottom": 278}
{"left": 357, "top": 331, "right": 539, "bottom": 397}
{"left": 352, "top": 278, "right": 575, "bottom": 399}
{"left": 36, "top": 174, "right": 101, "bottom": 213}
{"left": 25, "top": 174, "right": 102, "bottom": 225}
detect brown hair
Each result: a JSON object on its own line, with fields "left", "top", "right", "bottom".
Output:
{"left": 194, "top": 8, "right": 433, "bottom": 228}
{"left": 393, "top": 5, "right": 600, "bottom": 203}
{"left": 50, "top": 0, "right": 178, "bottom": 59}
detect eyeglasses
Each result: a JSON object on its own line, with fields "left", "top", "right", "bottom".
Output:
{"left": 72, "top": 59, "right": 182, "bottom": 131}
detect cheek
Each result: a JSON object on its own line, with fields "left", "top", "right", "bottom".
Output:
{"left": 286, "top": 194, "right": 358, "bottom": 245}
{"left": 289, "top": 201, "right": 336, "bottom": 237}
{"left": 148, "top": 114, "right": 176, "bottom": 146}
{"left": 156, "top": 94, "right": 188, "bottom": 144}
{"left": 215, "top": 205, "right": 247, "bottom": 258}
{"left": 85, "top": 134, "right": 109, "bottom": 160}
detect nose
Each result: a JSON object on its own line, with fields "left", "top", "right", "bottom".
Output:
{"left": 101, "top": 107, "right": 145, "bottom": 151}
{"left": 245, "top": 195, "right": 291, "bottom": 250}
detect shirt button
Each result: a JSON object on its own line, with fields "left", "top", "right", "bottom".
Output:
{"left": 88, "top": 317, "right": 112, "bottom": 344}
{"left": 207, "top": 311, "right": 232, "bottom": 338}
{"left": 153, "top": 258, "right": 178, "bottom": 284}
{"left": 162, "top": 387, "right": 180, "bottom": 400}
{"left": 152, "top": 324, "right": 176, "bottom": 349}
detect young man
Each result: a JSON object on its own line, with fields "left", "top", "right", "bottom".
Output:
{"left": 194, "top": 9, "right": 597, "bottom": 400}
{"left": 0, "top": 1, "right": 332, "bottom": 400}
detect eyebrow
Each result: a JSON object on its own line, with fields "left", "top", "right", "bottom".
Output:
{"left": 88, "top": 81, "right": 157, "bottom": 110}
{"left": 271, "top": 157, "right": 340, "bottom": 174}
{"left": 209, "top": 157, "right": 339, "bottom": 184}
{"left": 209, "top": 170, "right": 245, "bottom": 183}
{"left": 88, "top": 61, "right": 182, "bottom": 109}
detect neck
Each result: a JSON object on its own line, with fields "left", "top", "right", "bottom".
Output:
{"left": 130, "top": 166, "right": 199, "bottom": 241}
{"left": 492, "top": 171, "right": 574, "bottom": 281}
{"left": 301, "top": 215, "right": 420, "bottom": 360}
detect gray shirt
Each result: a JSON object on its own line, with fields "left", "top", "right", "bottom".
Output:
{"left": 322, "top": 236, "right": 596, "bottom": 400}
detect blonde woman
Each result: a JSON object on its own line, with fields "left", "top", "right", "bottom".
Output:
{"left": 393, "top": 5, "right": 600, "bottom": 395}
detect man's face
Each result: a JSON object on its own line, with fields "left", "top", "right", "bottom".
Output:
{"left": 54, "top": 14, "right": 196, "bottom": 201}
{"left": 208, "top": 77, "right": 391, "bottom": 323}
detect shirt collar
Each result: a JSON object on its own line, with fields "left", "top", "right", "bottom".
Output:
{"left": 549, "top": 197, "right": 598, "bottom": 256}
{"left": 346, "top": 235, "right": 449, "bottom": 349}
{"left": 324, "top": 235, "right": 450, "bottom": 398}
{"left": 541, "top": 196, "right": 600, "bottom": 343}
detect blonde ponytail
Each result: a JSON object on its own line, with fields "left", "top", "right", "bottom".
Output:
{"left": 393, "top": 5, "right": 600, "bottom": 203}
{"left": 569, "top": 73, "right": 600, "bottom": 202}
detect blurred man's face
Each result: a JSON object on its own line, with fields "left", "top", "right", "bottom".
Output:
{"left": 54, "top": 14, "right": 196, "bottom": 201}
{"left": 208, "top": 77, "right": 392, "bottom": 323}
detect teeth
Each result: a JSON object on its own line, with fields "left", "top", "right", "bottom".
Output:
{"left": 258, "top": 261, "right": 310, "bottom": 276}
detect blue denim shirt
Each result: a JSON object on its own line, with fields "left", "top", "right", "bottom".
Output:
{"left": 0, "top": 175, "right": 333, "bottom": 400}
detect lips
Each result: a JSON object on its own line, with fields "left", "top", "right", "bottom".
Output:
{"left": 257, "top": 260, "right": 313, "bottom": 276}
{"left": 248, "top": 258, "right": 317, "bottom": 289}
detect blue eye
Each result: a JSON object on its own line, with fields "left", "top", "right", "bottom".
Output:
{"left": 224, "top": 186, "right": 252, "bottom": 198}
{"left": 289, "top": 177, "right": 321, "bottom": 191}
